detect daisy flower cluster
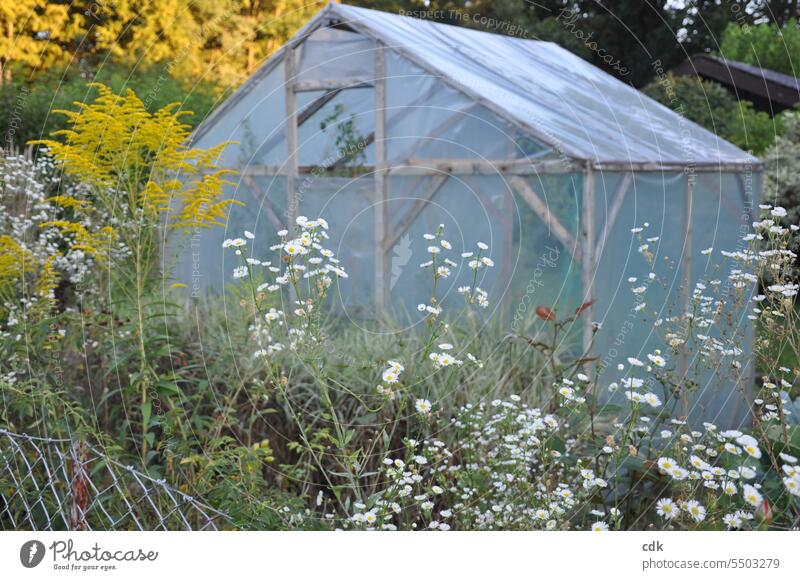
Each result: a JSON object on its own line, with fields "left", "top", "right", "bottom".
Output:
{"left": 346, "top": 437, "right": 457, "bottom": 531}
{"left": 346, "top": 396, "right": 603, "bottom": 531}
{"left": 650, "top": 423, "right": 774, "bottom": 528}
{"left": 376, "top": 360, "right": 405, "bottom": 399}
{"left": 608, "top": 357, "right": 663, "bottom": 409}
{"left": 448, "top": 397, "right": 610, "bottom": 530}
{"left": 0, "top": 155, "right": 113, "bottom": 290}
{"left": 417, "top": 226, "right": 493, "bottom": 317}
{"left": 627, "top": 222, "right": 749, "bottom": 367}
{"left": 223, "top": 216, "right": 348, "bottom": 358}
{"left": 219, "top": 202, "right": 800, "bottom": 531}
{"left": 556, "top": 374, "right": 589, "bottom": 406}
{"left": 0, "top": 154, "right": 118, "bottom": 375}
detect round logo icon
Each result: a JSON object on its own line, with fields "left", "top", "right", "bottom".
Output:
{"left": 20, "top": 540, "right": 46, "bottom": 568}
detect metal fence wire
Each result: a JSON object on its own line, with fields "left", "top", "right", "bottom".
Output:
{"left": 0, "top": 429, "right": 230, "bottom": 531}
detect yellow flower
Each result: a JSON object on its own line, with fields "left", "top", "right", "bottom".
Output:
{"left": 0, "top": 235, "right": 31, "bottom": 286}
{"left": 32, "top": 83, "right": 239, "bottom": 232}
{"left": 35, "top": 256, "right": 60, "bottom": 300}
{"left": 48, "top": 195, "right": 89, "bottom": 210}
{"left": 39, "top": 220, "right": 115, "bottom": 259}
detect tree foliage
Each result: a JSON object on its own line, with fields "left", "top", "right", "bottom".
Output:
{"left": 721, "top": 18, "right": 800, "bottom": 76}
{"left": 643, "top": 73, "right": 784, "bottom": 155}
{"left": 0, "top": 63, "right": 219, "bottom": 151}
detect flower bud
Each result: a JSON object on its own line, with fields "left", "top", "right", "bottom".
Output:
{"left": 535, "top": 305, "right": 556, "bottom": 321}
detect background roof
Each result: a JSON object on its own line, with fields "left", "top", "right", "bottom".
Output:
{"left": 672, "top": 53, "right": 800, "bottom": 115}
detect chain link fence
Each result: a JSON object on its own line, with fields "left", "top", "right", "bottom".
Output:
{"left": 0, "top": 429, "right": 230, "bottom": 531}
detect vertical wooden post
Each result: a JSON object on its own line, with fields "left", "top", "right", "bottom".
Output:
{"left": 581, "top": 166, "right": 595, "bottom": 353}
{"left": 680, "top": 171, "right": 694, "bottom": 392}
{"left": 69, "top": 441, "right": 89, "bottom": 531}
{"left": 374, "top": 42, "right": 388, "bottom": 310}
{"left": 284, "top": 48, "right": 299, "bottom": 228}
{"left": 502, "top": 180, "right": 513, "bottom": 321}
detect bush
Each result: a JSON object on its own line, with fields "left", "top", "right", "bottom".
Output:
{"left": 643, "top": 73, "right": 782, "bottom": 155}
{"left": 0, "top": 63, "right": 219, "bottom": 151}
{"left": 764, "top": 110, "right": 800, "bottom": 225}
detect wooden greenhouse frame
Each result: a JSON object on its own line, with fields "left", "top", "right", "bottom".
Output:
{"left": 191, "top": 4, "right": 763, "bottom": 359}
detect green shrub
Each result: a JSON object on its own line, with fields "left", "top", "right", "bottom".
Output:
{"left": 643, "top": 73, "right": 782, "bottom": 155}
{"left": 0, "top": 63, "right": 219, "bottom": 150}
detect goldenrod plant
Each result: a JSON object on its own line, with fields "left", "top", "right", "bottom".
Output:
{"left": 33, "top": 84, "right": 236, "bottom": 463}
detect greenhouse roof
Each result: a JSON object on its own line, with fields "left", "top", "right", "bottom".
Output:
{"left": 195, "top": 3, "right": 761, "bottom": 169}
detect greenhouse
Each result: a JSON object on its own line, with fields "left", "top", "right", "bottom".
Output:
{"left": 181, "top": 3, "right": 762, "bottom": 426}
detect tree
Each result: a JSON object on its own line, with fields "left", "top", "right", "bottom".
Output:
{"left": 1, "top": 63, "right": 218, "bottom": 151}
{"left": 89, "top": 0, "right": 325, "bottom": 88}
{"left": 351, "top": 0, "right": 762, "bottom": 86}
{"left": 0, "top": 0, "right": 84, "bottom": 82}
{"left": 720, "top": 19, "right": 800, "bottom": 76}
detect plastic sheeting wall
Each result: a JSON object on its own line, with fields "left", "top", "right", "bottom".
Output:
{"left": 176, "top": 16, "right": 758, "bottom": 427}
{"left": 592, "top": 171, "right": 758, "bottom": 428}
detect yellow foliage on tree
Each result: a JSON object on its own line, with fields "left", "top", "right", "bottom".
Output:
{"left": 0, "top": 0, "right": 84, "bottom": 81}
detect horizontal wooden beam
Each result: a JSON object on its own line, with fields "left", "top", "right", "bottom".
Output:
{"left": 293, "top": 78, "right": 373, "bottom": 92}
{"left": 241, "top": 158, "right": 581, "bottom": 177}
{"left": 238, "top": 159, "right": 762, "bottom": 178}
{"left": 399, "top": 158, "right": 580, "bottom": 175}
{"left": 591, "top": 161, "right": 763, "bottom": 172}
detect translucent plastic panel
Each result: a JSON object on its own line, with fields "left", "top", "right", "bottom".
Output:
{"left": 411, "top": 106, "right": 529, "bottom": 160}
{"left": 591, "top": 171, "right": 755, "bottom": 428}
{"left": 171, "top": 177, "right": 287, "bottom": 295}
{"left": 592, "top": 172, "right": 687, "bottom": 396}
{"left": 296, "top": 176, "right": 375, "bottom": 314}
{"left": 193, "top": 63, "right": 287, "bottom": 169}
{"left": 297, "top": 88, "right": 375, "bottom": 167}
{"left": 506, "top": 174, "right": 582, "bottom": 338}
{"left": 381, "top": 173, "right": 582, "bottom": 332}
{"left": 383, "top": 50, "right": 550, "bottom": 164}
{"left": 384, "top": 175, "right": 504, "bottom": 321}
{"left": 685, "top": 172, "right": 755, "bottom": 427}
{"left": 296, "top": 27, "right": 375, "bottom": 82}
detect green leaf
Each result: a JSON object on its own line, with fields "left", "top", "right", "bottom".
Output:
{"left": 156, "top": 381, "right": 181, "bottom": 397}
{"left": 141, "top": 401, "right": 152, "bottom": 430}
